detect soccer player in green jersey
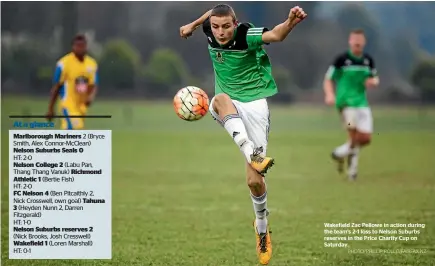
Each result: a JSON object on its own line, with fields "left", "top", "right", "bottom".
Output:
{"left": 323, "top": 29, "right": 379, "bottom": 180}
{"left": 180, "top": 4, "right": 307, "bottom": 265}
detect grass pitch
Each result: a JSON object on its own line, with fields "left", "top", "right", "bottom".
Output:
{"left": 1, "top": 97, "right": 435, "bottom": 265}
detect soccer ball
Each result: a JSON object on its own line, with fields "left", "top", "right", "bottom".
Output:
{"left": 173, "top": 86, "right": 209, "bottom": 121}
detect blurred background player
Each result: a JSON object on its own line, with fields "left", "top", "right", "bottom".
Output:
{"left": 46, "top": 34, "right": 99, "bottom": 129}
{"left": 180, "top": 4, "right": 306, "bottom": 265}
{"left": 323, "top": 29, "right": 379, "bottom": 180}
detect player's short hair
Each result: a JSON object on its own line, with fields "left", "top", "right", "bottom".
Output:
{"left": 72, "top": 34, "right": 87, "bottom": 44}
{"left": 350, "top": 28, "right": 365, "bottom": 35}
{"left": 210, "top": 4, "right": 237, "bottom": 22}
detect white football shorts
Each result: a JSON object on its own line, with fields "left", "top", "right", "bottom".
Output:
{"left": 341, "top": 107, "right": 373, "bottom": 133}
{"left": 210, "top": 97, "right": 270, "bottom": 156}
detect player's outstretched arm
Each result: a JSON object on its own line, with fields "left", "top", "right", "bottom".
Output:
{"left": 261, "top": 6, "right": 307, "bottom": 43}
{"left": 180, "top": 9, "right": 212, "bottom": 39}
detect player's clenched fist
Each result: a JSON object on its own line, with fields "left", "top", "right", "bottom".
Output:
{"left": 180, "top": 24, "right": 195, "bottom": 39}
{"left": 288, "top": 6, "right": 307, "bottom": 25}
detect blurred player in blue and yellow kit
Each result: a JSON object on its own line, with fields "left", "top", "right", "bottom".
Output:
{"left": 46, "top": 34, "right": 99, "bottom": 129}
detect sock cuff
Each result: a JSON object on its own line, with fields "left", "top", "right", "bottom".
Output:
{"left": 222, "top": 114, "right": 241, "bottom": 124}
{"left": 251, "top": 191, "right": 267, "bottom": 204}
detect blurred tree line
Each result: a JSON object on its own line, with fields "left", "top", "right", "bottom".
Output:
{"left": 1, "top": 1, "right": 435, "bottom": 104}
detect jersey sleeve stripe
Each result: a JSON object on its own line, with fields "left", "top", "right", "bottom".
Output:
{"left": 247, "top": 33, "right": 263, "bottom": 36}
{"left": 247, "top": 28, "right": 264, "bottom": 36}
{"left": 325, "top": 66, "right": 335, "bottom": 79}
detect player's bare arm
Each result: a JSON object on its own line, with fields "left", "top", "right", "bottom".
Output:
{"left": 261, "top": 6, "right": 307, "bottom": 43}
{"left": 180, "top": 9, "right": 212, "bottom": 38}
{"left": 86, "top": 85, "right": 98, "bottom": 106}
{"left": 85, "top": 63, "right": 99, "bottom": 107}
{"left": 365, "top": 76, "right": 379, "bottom": 88}
{"left": 365, "top": 57, "right": 379, "bottom": 89}
{"left": 46, "top": 84, "right": 61, "bottom": 121}
{"left": 323, "top": 70, "right": 336, "bottom": 106}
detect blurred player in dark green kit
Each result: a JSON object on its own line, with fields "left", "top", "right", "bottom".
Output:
{"left": 179, "top": 4, "right": 307, "bottom": 265}
{"left": 323, "top": 29, "right": 380, "bottom": 180}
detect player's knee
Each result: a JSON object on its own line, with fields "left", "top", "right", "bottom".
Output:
{"left": 357, "top": 133, "right": 371, "bottom": 146}
{"left": 212, "top": 93, "right": 232, "bottom": 113}
{"left": 247, "top": 178, "right": 263, "bottom": 190}
{"left": 246, "top": 172, "right": 264, "bottom": 189}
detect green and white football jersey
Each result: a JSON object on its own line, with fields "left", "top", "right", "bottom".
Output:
{"left": 202, "top": 19, "right": 278, "bottom": 103}
{"left": 326, "top": 51, "right": 378, "bottom": 109}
